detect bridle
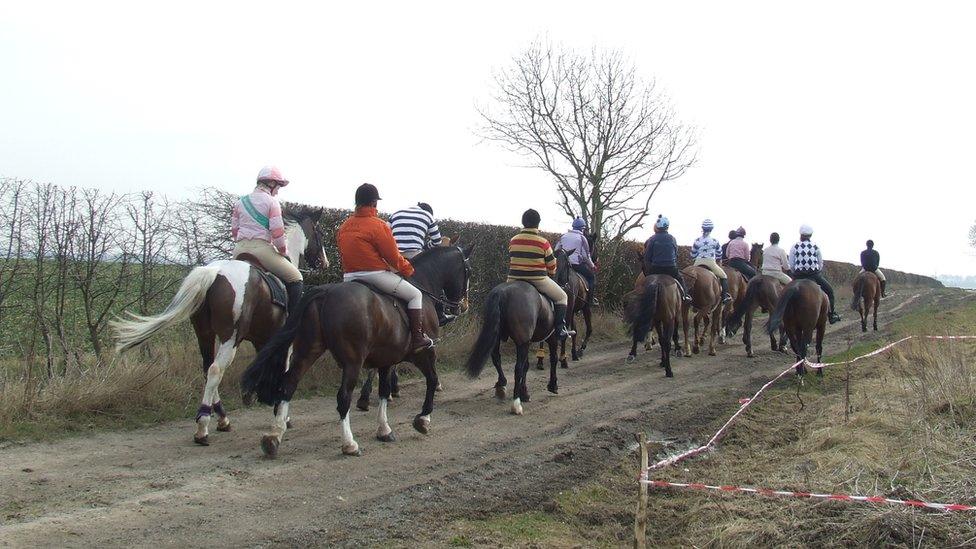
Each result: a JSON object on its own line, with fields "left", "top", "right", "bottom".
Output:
{"left": 414, "top": 246, "right": 471, "bottom": 315}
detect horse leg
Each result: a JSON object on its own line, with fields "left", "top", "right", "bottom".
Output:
{"left": 392, "top": 367, "right": 402, "bottom": 398}
{"left": 535, "top": 341, "right": 545, "bottom": 371}
{"left": 336, "top": 362, "right": 363, "bottom": 456}
{"left": 411, "top": 351, "right": 438, "bottom": 435}
{"left": 660, "top": 321, "right": 673, "bottom": 378}
{"left": 719, "top": 305, "right": 728, "bottom": 344}
{"left": 547, "top": 337, "right": 559, "bottom": 394}
{"left": 744, "top": 308, "right": 755, "bottom": 358}
{"left": 356, "top": 369, "right": 375, "bottom": 412}
{"left": 194, "top": 337, "right": 237, "bottom": 446}
{"left": 707, "top": 312, "right": 717, "bottom": 356}
{"left": 672, "top": 319, "right": 682, "bottom": 357}
{"left": 692, "top": 311, "right": 701, "bottom": 355}
{"left": 815, "top": 321, "right": 826, "bottom": 377}
{"left": 375, "top": 366, "right": 396, "bottom": 442}
{"left": 560, "top": 334, "right": 569, "bottom": 369}
{"left": 492, "top": 340, "right": 506, "bottom": 400}
{"left": 512, "top": 343, "right": 529, "bottom": 415}
{"left": 579, "top": 304, "right": 592, "bottom": 357}
{"left": 682, "top": 305, "right": 692, "bottom": 356}
{"left": 261, "top": 341, "right": 324, "bottom": 458}
{"left": 873, "top": 296, "right": 879, "bottom": 331}
{"left": 569, "top": 315, "right": 578, "bottom": 362}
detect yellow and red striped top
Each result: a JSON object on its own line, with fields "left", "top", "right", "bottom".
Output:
{"left": 508, "top": 228, "right": 557, "bottom": 280}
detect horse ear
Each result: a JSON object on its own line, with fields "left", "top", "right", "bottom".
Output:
{"left": 462, "top": 242, "right": 475, "bottom": 258}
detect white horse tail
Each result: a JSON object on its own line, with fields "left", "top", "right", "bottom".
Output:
{"left": 111, "top": 264, "right": 221, "bottom": 353}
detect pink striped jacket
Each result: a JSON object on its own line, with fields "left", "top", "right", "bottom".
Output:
{"left": 231, "top": 187, "right": 287, "bottom": 254}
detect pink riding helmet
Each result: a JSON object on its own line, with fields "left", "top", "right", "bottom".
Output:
{"left": 257, "top": 166, "right": 289, "bottom": 186}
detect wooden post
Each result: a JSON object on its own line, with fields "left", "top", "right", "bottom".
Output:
{"left": 634, "top": 433, "right": 648, "bottom": 549}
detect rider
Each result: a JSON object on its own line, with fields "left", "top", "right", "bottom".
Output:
{"left": 337, "top": 183, "right": 435, "bottom": 353}
{"left": 691, "top": 219, "right": 733, "bottom": 303}
{"left": 508, "top": 209, "right": 574, "bottom": 339}
{"left": 231, "top": 166, "right": 303, "bottom": 316}
{"left": 390, "top": 202, "right": 443, "bottom": 260}
{"left": 860, "top": 239, "right": 887, "bottom": 298}
{"left": 556, "top": 217, "right": 597, "bottom": 306}
{"left": 642, "top": 215, "right": 693, "bottom": 303}
{"left": 788, "top": 224, "right": 842, "bottom": 324}
{"left": 726, "top": 226, "right": 757, "bottom": 280}
{"left": 761, "top": 232, "right": 792, "bottom": 285}
{"left": 720, "top": 230, "right": 737, "bottom": 263}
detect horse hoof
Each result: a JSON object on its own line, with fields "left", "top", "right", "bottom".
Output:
{"left": 412, "top": 415, "right": 430, "bottom": 435}
{"left": 193, "top": 434, "right": 209, "bottom": 446}
{"left": 747, "top": 352, "right": 754, "bottom": 358}
{"left": 709, "top": 350, "right": 716, "bottom": 357}
{"left": 356, "top": 400, "right": 370, "bottom": 412}
{"left": 535, "top": 363, "right": 544, "bottom": 371}
{"left": 391, "top": 391, "right": 400, "bottom": 399}
{"left": 216, "top": 421, "right": 232, "bottom": 433}
{"left": 261, "top": 435, "right": 279, "bottom": 458}
{"left": 511, "top": 399, "right": 524, "bottom": 416}
{"left": 560, "top": 360, "right": 568, "bottom": 369}
{"left": 494, "top": 386, "right": 506, "bottom": 400}
{"left": 342, "top": 443, "right": 362, "bottom": 457}
{"left": 626, "top": 354, "right": 635, "bottom": 363}
{"left": 665, "top": 370, "right": 674, "bottom": 378}
{"left": 435, "top": 383, "right": 444, "bottom": 392}
{"left": 376, "top": 432, "right": 397, "bottom": 443}
{"left": 547, "top": 382, "right": 558, "bottom": 394}
{"left": 286, "top": 420, "right": 293, "bottom": 429}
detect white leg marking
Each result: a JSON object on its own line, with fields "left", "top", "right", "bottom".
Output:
{"left": 198, "top": 336, "right": 237, "bottom": 437}
{"left": 271, "top": 400, "right": 290, "bottom": 440}
{"left": 340, "top": 414, "right": 359, "bottom": 454}
{"left": 511, "top": 397, "right": 523, "bottom": 416}
{"left": 377, "top": 398, "right": 392, "bottom": 437}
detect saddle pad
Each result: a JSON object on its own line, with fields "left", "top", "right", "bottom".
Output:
{"left": 255, "top": 269, "right": 288, "bottom": 308}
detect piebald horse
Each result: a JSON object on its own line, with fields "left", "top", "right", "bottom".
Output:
{"left": 241, "top": 244, "right": 473, "bottom": 457}
{"left": 625, "top": 274, "right": 682, "bottom": 377}
{"left": 465, "top": 249, "right": 574, "bottom": 416}
{"left": 680, "top": 266, "right": 723, "bottom": 356}
{"left": 111, "top": 208, "right": 327, "bottom": 445}
{"left": 851, "top": 270, "right": 881, "bottom": 332}
{"left": 766, "top": 279, "right": 828, "bottom": 376}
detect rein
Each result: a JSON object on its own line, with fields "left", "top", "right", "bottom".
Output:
{"left": 411, "top": 246, "right": 471, "bottom": 311}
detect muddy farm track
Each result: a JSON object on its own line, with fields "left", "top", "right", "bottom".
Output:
{"left": 0, "top": 289, "right": 955, "bottom": 547}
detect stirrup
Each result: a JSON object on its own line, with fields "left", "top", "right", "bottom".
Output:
{"left": 721, "top": 293, "right": 732, "bottom": 304}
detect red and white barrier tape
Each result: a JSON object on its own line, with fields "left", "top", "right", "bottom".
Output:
{"left": 642, "top": 478, "right": 976, "bottom": 512}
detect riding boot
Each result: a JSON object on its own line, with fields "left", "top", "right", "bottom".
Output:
{"left": 436, "top": 303, "right": 457, "bottom": 327}
{"left": 880, "top": 280, "right": 887, "bottom": 298}
{"left": 675, "top": 278, "right": 693, "bottom": 303}
{"left": 285, "top": 281, "right": 304, "bottom": 317}
{"left": 719, "top": 278, "right": 732, "bottom": 304}
{"left": 554, "top": 304, "right": 576, "bottom": 340}
{"left": 407, "top": 309, "right": 435, "bottom": 353}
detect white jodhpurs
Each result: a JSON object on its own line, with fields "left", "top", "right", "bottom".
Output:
{"left": 344, "top": 271, "right": 424, "bottom": 309}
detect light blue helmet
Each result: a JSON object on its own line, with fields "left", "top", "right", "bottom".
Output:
{"left": 702, "top": 218, "right": 714, "bottom": 231}
{"left": 655, "top": 215, "right": 670, "bottom": 230}
{"left": 572, "top": 217, "right": 587, "bottom": 231}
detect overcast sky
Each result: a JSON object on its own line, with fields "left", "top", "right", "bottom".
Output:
{"left": 1, "top": 1, "right": 974, "bottom": 276}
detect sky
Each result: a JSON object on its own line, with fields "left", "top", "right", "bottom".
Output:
{"left": 1, "top": 1, "right": 974, "bottom": 276}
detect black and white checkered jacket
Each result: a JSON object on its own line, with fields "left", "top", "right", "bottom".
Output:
{"left": 789, "top": 240, "right": 823, "bottom": 273}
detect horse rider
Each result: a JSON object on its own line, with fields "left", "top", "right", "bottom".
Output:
{"left": 860, "top": 239, "right": 887, "bottom": 298}
{"left": 641, "top": 215, "right": 693, "bottom": 303}
{"left": 231, "top": 166, "right": 303, "bottom": 316}
{"left": 788, "top": 224, "right": 842, "bottom": 324}
{"left": 390, "top": 202, "right": 443, "bottom": 260}
{"left": 691, "top": 219, "right": 733, "bottom": 303}
{"left": 726, "top": 226, "right": 757, "bottom": 280}
{"left": 508, "top": 209, "right": 574, "bottom": 339}
{"left": 337, "top": 183, "right": 435, "bottom": 352}
{"left": 556, "top": 217, "right": 598, "bottom": 306}
{"left": 720, "top": 230, "right": 737, "bottom": 263}
{"left": 761, "top": 232, "right": 793, "bottom": 285}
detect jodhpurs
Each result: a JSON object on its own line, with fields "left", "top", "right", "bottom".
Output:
{"left": 345, "top": 271, "right": 424, "bottom": 309}
{"left": 509, "top": 276, "right": 568, "bottom": 306}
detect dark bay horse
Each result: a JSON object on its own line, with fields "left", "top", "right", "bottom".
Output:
{"left": 624, "top": 274, "right": 682, "bottom": 377}
{"left": 241, "top": 244, "right": 473, "bottom": 457}
{"left": 465, "top": 249, "right": 573, "bottom": 416}
{"left": 535, "top": 252, "right": 592, "bottom": 370}
{"left": 111, "top": 209, "right": 326, "bottom": 445}
{"left": 851, "top": 271, "right": 881, "bottom": 332}
{"left": 680, "top": 266, "right": 722, "bottom": 356}
{"left": 766, "top": 279, "right": 827, "bottom": 376}
{"left": 726, "top": 275, "right": 788, "bottom": 357}
{"left": 718, "top": 266, "right": 748, "bottom": 344}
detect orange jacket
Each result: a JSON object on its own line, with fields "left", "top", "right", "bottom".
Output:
{"left": 337, "top": 206, "right": 415, "bottom": 276}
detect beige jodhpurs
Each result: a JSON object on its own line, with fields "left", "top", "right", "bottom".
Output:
{"left": 762, "top": 269, "right": 793, "bottom": 285}
{"left": 509, "top": 276, "right": 568, "bottom": 306}
{"left": 693, "top": 257, "right": 727, "bottom": 279}
{"left": 233, "top": 239, "right": 302, "bottom": 283}
{"left": 860, "top": 268, "right": 886, "bottom": 282}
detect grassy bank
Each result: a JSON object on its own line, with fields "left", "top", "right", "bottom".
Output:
{"left": 447, "top": 292, "right": 976, "bottom": 547}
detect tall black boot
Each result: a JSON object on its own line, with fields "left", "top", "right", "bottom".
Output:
{"left": 719, "top": 278, "right": 732, "bottom": 304}
{"left": 676, "top": 279, "right": 693, "bottom": 303}
{"left": 407, "top": 309, "right": 435, "bottom": 353}
{"left": 880, "top": 280, "right": 887, "bottom": 298}
{"left": 285, "top": 281, "right": 304, "bottom": 316}
{"left": 554, "top": 304, "right": 576, "bottom": 340}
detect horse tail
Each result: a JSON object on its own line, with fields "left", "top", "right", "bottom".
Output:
{"left": 627, "top": 280, "right": 659, "bottom": 342}
{"left": 241, "top": 285, "right": 331, "bottom": 406}
{"left": 850, "top": 274, "right": 864, "bottom": 311}
{"left": 465, "top": 288, "right": 503, "bottom": 379}
{"left": 727, "top": 277, "right": 760, "bottom": 333}
{"left": 766, "top": 283, "right": 800, "bottom": 336}
{"left": 111, "top": 264, "right": 220, "bottom": 353}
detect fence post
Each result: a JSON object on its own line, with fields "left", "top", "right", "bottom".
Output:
{"left": 634, "top": 432, "right": 648, "bottom": 549}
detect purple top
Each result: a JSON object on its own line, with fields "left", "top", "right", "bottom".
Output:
{"left": 556, "top": 230, "right": 595, "bottom": 268}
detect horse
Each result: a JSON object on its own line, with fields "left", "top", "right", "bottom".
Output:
{"left": 464, "top": 249, "right": 574, "bottom": 416}
{"left": 680, "top": 266, "right": 722, "bottom": 356}
{"left": 240, "top": 244, "right": 473, "bottom": 457}
{"left": 111, "top": 208, "right": 327, "bottom": 446}
{"left": 624, "top": 274, "right": 682, "bottom": 377}
{"left": 766, "top": 279, "right": 827, "bottom": 376}
{"left": 718, "top": 266, "right": 748, "bottom": 344}
{"left": 851, "top": 270, "right": 881, "bottom": 332}
{"left": 535, "top": 253, "right": 593, "bottom": 370}
{"left": 725, "top": 275, "right": 788, "bottom": 357}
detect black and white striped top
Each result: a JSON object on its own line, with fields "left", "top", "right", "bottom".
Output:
{"left": 390, "top": 206, "right": 443, "bottom": 252}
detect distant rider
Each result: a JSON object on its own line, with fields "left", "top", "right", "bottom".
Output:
{"left": 390, "top": 202, "right": 443, "bottom": 260}
{"left": 788, "top": 224, "right": 842, "bottom": 324}
{"left": 641, "top": 215, "right": 693, "bottom": 303}
{"left": 860, "top": 239, "right": 887, "bottom": 298}
{"left": 761, "top": 232, "right": 792, "bottom": 285}
{"left": 508, "top": 209, "right": 574, "bottom": 339}
{"left": 691, "top": 219, "right": 733, "bottom": 303}
{"left": 231, "top": 166, "right": 303, "bottom": 316}
{"left": 726, "top": 226, "right": 757, "bottom": 280}
{"left": 556, "top": 217, "right": 598, "bottom": 306}
{"left": 337, "top": 183, "right": 435, "bottom": 352}
{"left": 721, "top": 230, "right": 737, "bottom": 263}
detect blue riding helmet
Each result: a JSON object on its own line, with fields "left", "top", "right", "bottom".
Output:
{"left": 655, "top": 215, "right": 670, "bottom": 230}
{"left": 572, "top": 217, "right": 587, "bottom": 231}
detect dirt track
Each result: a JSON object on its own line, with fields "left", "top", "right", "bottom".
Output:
{"left": 0, "top": 288, "right": 953, "bottom": 547}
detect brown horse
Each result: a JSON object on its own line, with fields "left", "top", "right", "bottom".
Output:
{"left": 851, "top": 271, "right": 881, "bottom": 332}
{"left": 241, "top": 244, "right": 474, "bottom": 457}
{"left": 465, "top": 249, "right": 574, "bottom": 416}
{"left": 718, "top": 266, "right": 747, "bottom": 344}
{"left": 624, "top": 274, "right": 682, "bottom": 377}
{"left": 535, "top": 258, "right": 593, "bottom": 370}
{"left": 725, "top": 275, "right": 788, "bottom": 357}
{"left": 111, "top": 209, "right": 326, "bottom": 445}
{"left": 766, "top": 279, "right": 827, "bottom": 376}
{"left": 680, "top": 266, "right": 722, "bottom": 356}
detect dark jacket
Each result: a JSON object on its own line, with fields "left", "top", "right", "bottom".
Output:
{"left": 644, "top": 232, "right": 678, "bottom": 269}
{"left": 861, "top": 249, "right": 880, "bottom": 271}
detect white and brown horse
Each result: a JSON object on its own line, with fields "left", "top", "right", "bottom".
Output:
{"left": 111, "top": 208, "right": 326, "bottom": 445}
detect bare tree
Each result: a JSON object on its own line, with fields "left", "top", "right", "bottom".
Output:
{"left": 126, "top": 191, "right": 177, "bottom": 314}
{"left": 480, "top": 40, "right": 697, "bottom": 253}
{"left": 0, "top": 179, "right": 27, "bottom": 329}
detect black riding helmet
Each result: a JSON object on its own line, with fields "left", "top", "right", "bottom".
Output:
{"left": 355, "top": 183, "right": 381, "bottom": 207}
{"left": 522, "top": 208, "right": 541, "bottom": 229}
{"left": 418, "top": 202, "right": 433, "bottom": 215}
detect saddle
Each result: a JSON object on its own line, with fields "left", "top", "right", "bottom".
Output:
{"left": 236, "top": 254, "right": 288, "bottom": 308}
